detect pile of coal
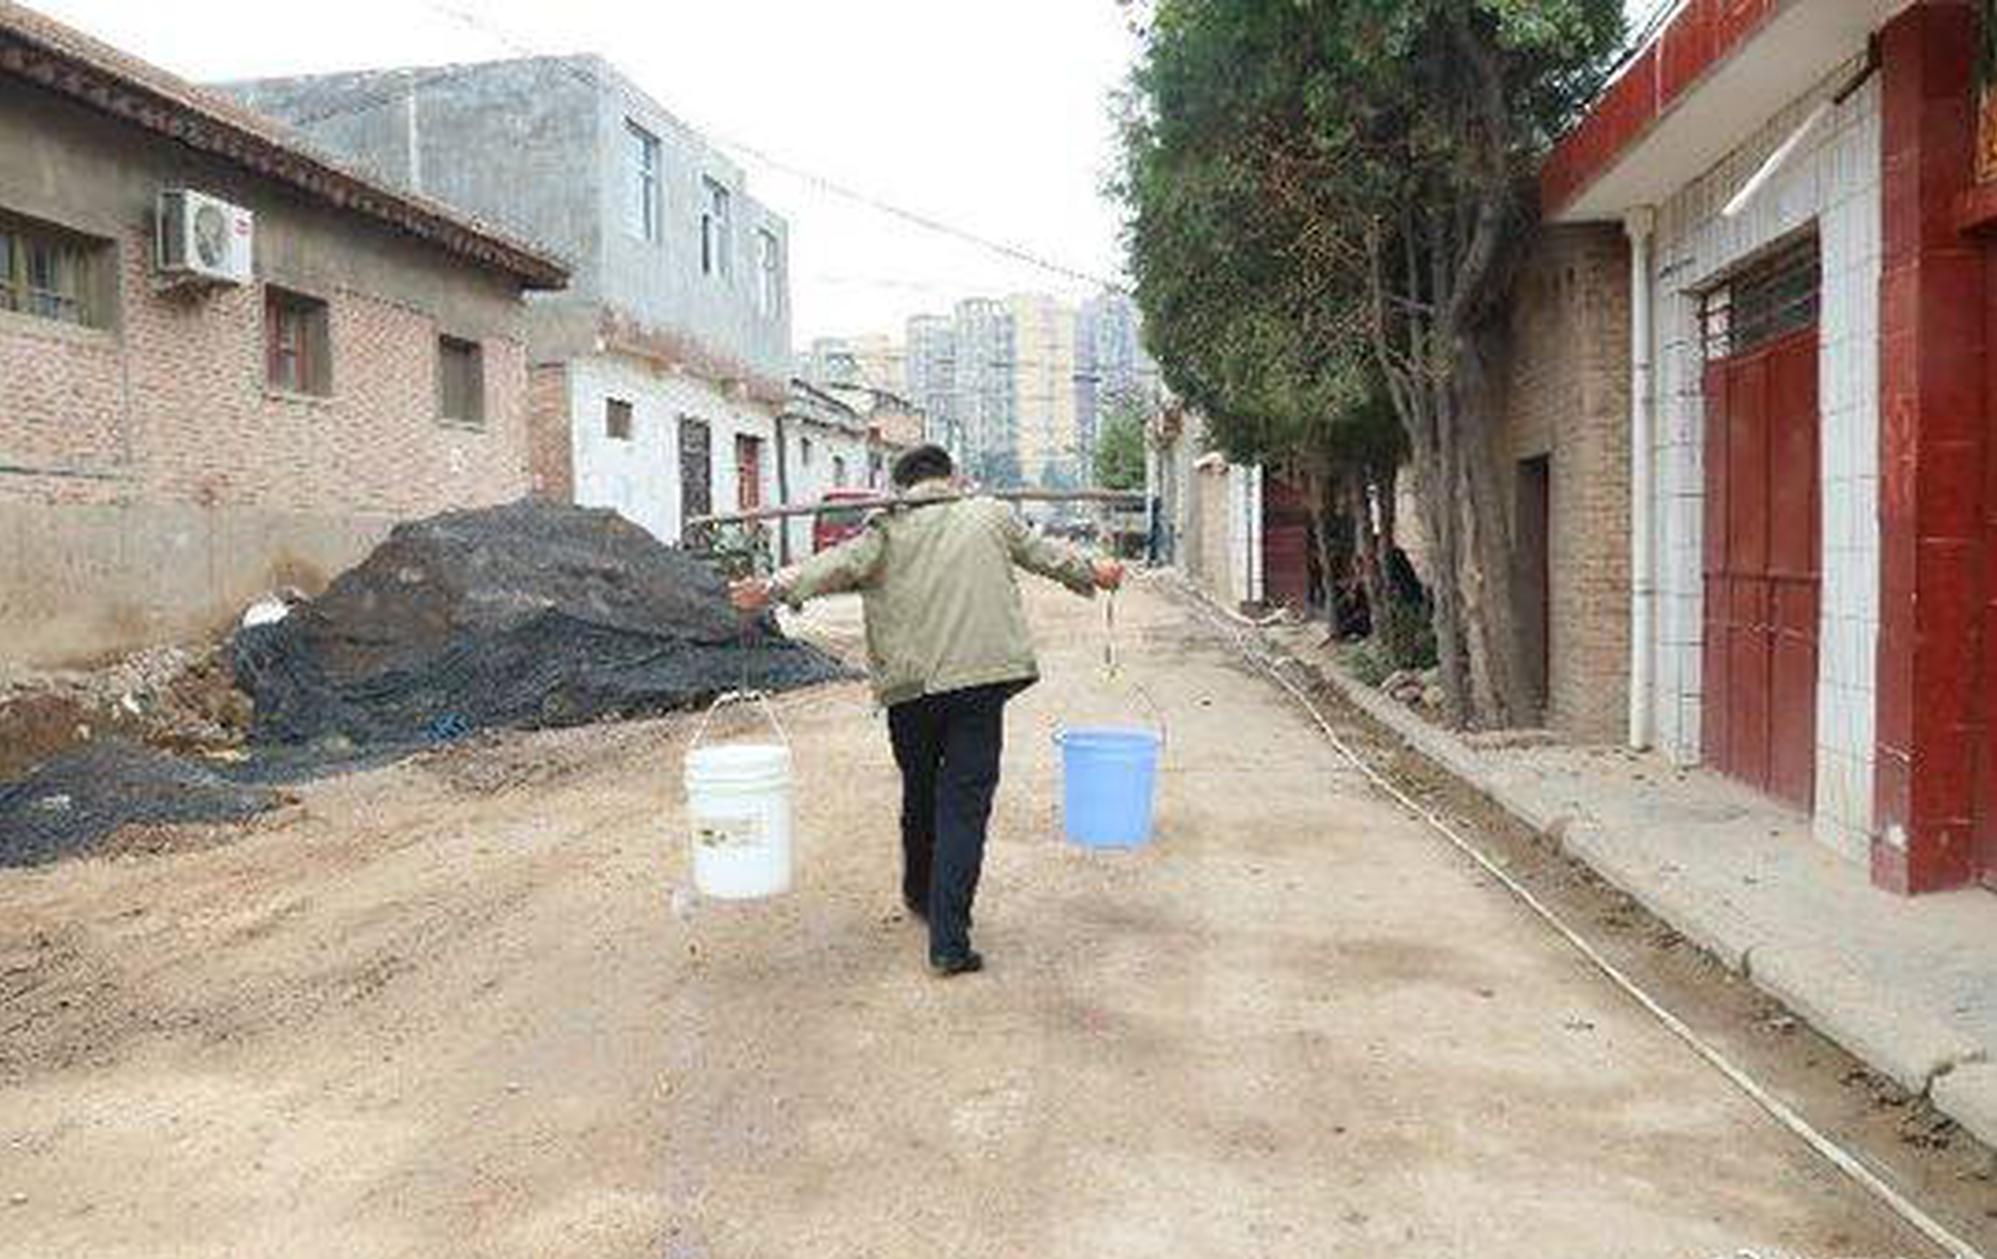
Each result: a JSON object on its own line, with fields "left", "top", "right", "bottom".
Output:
{"left": 231, "top": 500, "right": 846, "bottom": 748}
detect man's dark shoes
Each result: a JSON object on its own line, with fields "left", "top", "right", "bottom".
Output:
{"left": 928, "top": 949, "right": 983, "bottom": 978}
{"left": 902, "top": 894, "right": 928, "bottom": 924}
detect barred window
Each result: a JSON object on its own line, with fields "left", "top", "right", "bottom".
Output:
{"left": 1700, "top": 233, "right": 1819, "bottom": 361}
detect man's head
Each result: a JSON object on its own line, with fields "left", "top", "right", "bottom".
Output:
{"left": 891, "top": 444, "right": 954, "bottom": 489}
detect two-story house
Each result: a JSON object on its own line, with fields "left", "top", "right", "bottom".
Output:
{"left": 0, "top": 3, "right": 568, "bottom": 665}
{"left": 226, "top": 55, "right": 792, "bottom": 545}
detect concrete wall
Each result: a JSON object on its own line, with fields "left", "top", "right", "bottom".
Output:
{"left": 1646, "top": 63, "right": 1882, "bottom": 860}
{"left": 1499, "top": 224, "right": 1633, "bottom": 742}
{"left": 226, "top": 56, "right": 792, "bottom": 388}
{"left": 774, "top": 417, "right": 868, "bottom": 564}
{"left": 565, "top": 353, "right": 776, "bottom": 544}
{"left": 0, "top": 77, "right": 535, "bottom": 665}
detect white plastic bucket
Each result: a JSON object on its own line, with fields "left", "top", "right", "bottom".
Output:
{"left": 684, "top": 693, "right": 794, "bottom": 900}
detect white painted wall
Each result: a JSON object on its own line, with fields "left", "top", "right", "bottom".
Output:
{"left": 567, "top": 352, "right": 778, "bottom": 545}
{"left": 776, "top": 417, "right": 868, "bottom": 563}
{"left": 1646, "top": 61, "right": 1880, "bottom": 859}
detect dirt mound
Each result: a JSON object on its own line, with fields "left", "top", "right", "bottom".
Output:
{"left": 0, "top": 645, "right": 252, "bottom": 780}
{"left": 0, "top": 740, "right": 284, "bottom": 868}
{"left": 231, "top": 500, "right": 846, "bottom": 747}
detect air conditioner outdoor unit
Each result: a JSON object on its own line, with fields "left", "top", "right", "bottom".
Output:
{"left": 156, "top": 189, "right": 254, "bottom": 285}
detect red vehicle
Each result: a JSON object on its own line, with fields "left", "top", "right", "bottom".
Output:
{"left": 812, "top": 488, "right": 877, "bottom": 553}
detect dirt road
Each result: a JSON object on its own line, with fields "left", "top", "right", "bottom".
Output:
{"left": 0, "top": 583, "right": 1947, "bottom": 1257}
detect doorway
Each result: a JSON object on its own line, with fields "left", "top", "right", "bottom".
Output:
{"left": 679, "top": 417, "right": 712, "bottom": 536}
{"left": 735, "top": 434, "right": 764, "bottom": 510}
{"left": 1515, "top": 455, "right": 1551, "bottom": 724}
{"left": 1698, "top": 235, "right": 1821, "bottom": 810}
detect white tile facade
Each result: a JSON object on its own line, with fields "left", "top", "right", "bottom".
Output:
{"left": 568, "top": 353, "right": 778, "bottom": 545}
{"left": 1645, "top": 64, "right": 1881, "bottom": 860}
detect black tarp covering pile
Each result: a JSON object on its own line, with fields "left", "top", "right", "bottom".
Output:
{"left": 0, "top": 740, "right": 282, "bottom": 867}
{"left": 231, "top": 501, "right": 846, "bottom": 748}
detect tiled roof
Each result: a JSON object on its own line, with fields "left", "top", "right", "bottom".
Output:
{"left": 0, "top": 0, "right": 569, "bottom": 289}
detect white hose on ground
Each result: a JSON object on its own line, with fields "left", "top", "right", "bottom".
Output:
{"left": 1170, "top": 575, "right": 1985, "bottom": 1259}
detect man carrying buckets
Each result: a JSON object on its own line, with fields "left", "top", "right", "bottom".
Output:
{"left": 729, "top": 444, "right": 1123, "bottom": 977}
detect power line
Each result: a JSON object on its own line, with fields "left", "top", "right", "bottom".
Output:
{"left": 414, "top": 1, "right": 1123, "bottom": 291}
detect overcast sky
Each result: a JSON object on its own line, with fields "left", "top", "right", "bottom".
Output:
{"left": 31, "top": 0, "right": 1654, "bottom": 349}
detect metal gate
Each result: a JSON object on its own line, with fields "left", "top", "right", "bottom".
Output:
{"left": 1698, "top": 236, "right": 1820, "bottom": 809}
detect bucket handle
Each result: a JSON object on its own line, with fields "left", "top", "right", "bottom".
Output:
{"left": 1053, "top": 677, "right": 1167, "bottom": 753}
{"left": 691, "top": 689, "right": 790, "bottom": 751}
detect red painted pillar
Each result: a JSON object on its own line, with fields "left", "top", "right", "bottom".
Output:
{"left": 1873, "top": 0, "right": 1987, "bottom": 893}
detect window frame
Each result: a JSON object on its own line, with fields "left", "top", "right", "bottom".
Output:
{"left": 701, "top": 177, "right": 732, "bottom": 279}
{"left": 605, "top": 396, "right": 634, "bottom": 441}
{"left": 436, "top": 334, "right": 485, "bottom": 426}
{"left": 756, "top": 227, "right": 782, "bottom": 316}
{"left": 263, "top": 285, "right": 332, "bottom": 397}
{"left": 624, "top": 120, "right": 661, "bottom": 243}
{"left": 0, "top": 210, "right": 111, "bottom": 330}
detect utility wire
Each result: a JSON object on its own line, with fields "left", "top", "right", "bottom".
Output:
{"left": 412, "top": 1, "right": 1123, "bottom": 291}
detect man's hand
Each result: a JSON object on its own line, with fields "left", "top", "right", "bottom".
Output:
{"left": 729, "top": 577, "right": 775, "bottom": 614}
{"left": 1092, "top": 559, "right": 1125, "bottom": 591}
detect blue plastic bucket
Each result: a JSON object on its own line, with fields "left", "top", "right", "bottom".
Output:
{"left": 1056, "top": 726, "right": 1162, "bottom": 848}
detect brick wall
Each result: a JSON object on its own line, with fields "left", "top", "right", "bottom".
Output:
{"left": 1497, "top": 223, "right": 1633, "bottom": 741}
{"left": 0, "top": 79, "right": 540, "bottom": 663}
{"left": 526, "top": 362, "right": 574, "bottom": 502}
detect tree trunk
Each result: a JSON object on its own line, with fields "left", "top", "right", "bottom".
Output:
{"left": 1346, "top": 473, "right": 1385, "bottom": 641}
{"left": 1451, "top": 334, "right": 1531, "bottom": 728}
{"left": 1377, "top": 464, "right": 1398, "bottom": 552}
{"left": 1407, "top": 435, "right": 1471, "bottom": 727}
{"left": 1303, "top": 466, "right": 1337, "bottom": 629}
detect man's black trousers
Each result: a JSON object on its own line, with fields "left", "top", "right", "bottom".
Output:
{"left": 886, "top": 683, "right": 1011, "bottom": 960}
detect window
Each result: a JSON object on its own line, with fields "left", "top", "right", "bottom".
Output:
{"left": 701, "top": 177, "right": 731, "bottom": 278}
{"left": 437, "top": 335, "right": 484, "bottom": 425}
{"left": 799, "top": 436, "right": 813, "bottom": 467}
{"left": 756, "top": 228, "right": 782, "bottom": 316}
{"left": 1699, "top": 233, "right": 1819, "bottom": 362}
{"left": 625, "top": 121, "right": 660, "bottom": 242}
{"left": 0, "top": 214, "right": 107, "bottom": 328}
{"left": 831, "top": 454, "right": 847, "bottom": 487}
{"left": 606, "top": 397, "right": 633, "bottom": 440}
{"left": 264, "top": 287, "right": 331, "bottom": 396}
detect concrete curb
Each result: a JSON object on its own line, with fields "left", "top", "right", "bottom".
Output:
{"left": 1285, "top": 641, "right": 1992, "bottom": 1144}
{"left": 1931, "top": 1062, "right": 1997, "bottom": 1150}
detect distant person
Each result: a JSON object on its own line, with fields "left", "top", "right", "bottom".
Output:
{"left": 730, "top": 444, "right": 1123, "bottom": 977}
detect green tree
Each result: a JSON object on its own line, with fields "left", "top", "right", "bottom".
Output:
{"left": 1117, "top": 0, "right": 1620, "bottom": 727}
{"left": 1093, "top": 408, "right": 1147, "bottom": 491}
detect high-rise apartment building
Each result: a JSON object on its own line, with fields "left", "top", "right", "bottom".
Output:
{"left": 950, "top": 298, "right": 1018, "bottom": 484}
{"left": 1006, "top": 293, "right": 1081, "bottom": 488}
{"left": 1077, "top": 289, "right": 1161, "bottom": 461}
{"left": 904, "top": 313, "right": 957, "bottom": 451}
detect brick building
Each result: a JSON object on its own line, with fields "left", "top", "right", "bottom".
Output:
{"left": 225, "top": 56, "right": 792, "bottom": 549}
{"left": 1491, "top": 226, "right": 1634, "bottom": 740}
{"left": 1544, "top": 0, "right": 1995, "bottom": 894}
{"left": 0, "top": 2, "right": 566, "bottom": 666}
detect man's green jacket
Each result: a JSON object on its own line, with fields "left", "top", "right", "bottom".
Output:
{"left": 773, "top": 479, "right": 1098, "bottom": 707}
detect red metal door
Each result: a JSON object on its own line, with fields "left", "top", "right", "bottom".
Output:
{"left": 1261, "top": 474, "right": 1313, "bottom": 610}
{"left": 1701, "top": 326, "right": 1819, "bottom": 808}
{"left": 735, "top": 434, "right": 763, "bottom": 510}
